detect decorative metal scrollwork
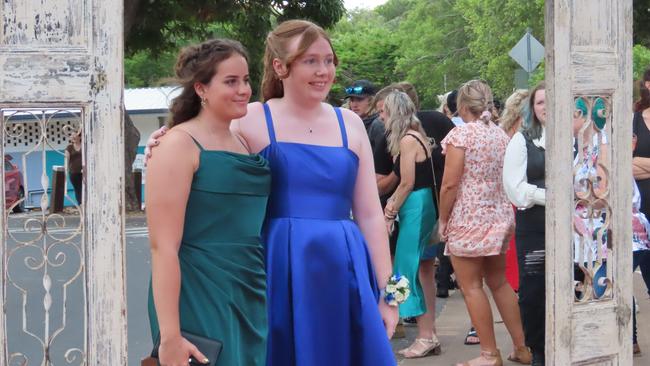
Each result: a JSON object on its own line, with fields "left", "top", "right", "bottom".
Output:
{"left": 2, "top": 108, "right": 86, "bottom": 365}
{"left": 572, "top": 96, "right": 613, "bottom": 302}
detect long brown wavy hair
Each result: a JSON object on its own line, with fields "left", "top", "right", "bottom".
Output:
{"left": 260, "top": 20, "right": 338, "bottom": 102}
{"left": 168, "top": 39, "right": 249, "bottom": 127}
{"left": 635, "top": 67, "right": 650, "bottom": 113}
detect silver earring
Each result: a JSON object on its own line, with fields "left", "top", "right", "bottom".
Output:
{"left": 201, "top": 97, "right": 207, "bottom": 107}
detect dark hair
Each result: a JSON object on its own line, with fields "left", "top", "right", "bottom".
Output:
{"left": 168, "top": 39, "right": 249, "bottom": 127}
{"left": 635, "top": 67, "right": 650, "bottom": 113}
{"left": 261, "top": 20, "right": 338, "bottom": 102}
{"left": 447, "top": 90, "right": 458, "bottom": 114}
{"left": 373, "top": 81, "right": 420, "bottom": 111}
{"left": 524, "top": 81, "right": 545, "bottom": 140}
{"left": 394, "top": 82, "right": 420, "bottom": 110}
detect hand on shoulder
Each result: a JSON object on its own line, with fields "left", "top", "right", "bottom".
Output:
{"left": 146, "top": 128, "right": 198, "bottom": 169}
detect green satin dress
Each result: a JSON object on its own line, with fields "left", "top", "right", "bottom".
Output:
{"left": 148, "top": 138, "right": 271, "bottom": 366}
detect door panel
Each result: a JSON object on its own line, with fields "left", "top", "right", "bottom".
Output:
{"left": 546, "top": 0, "right": 633, "bottom": 365}
{"left": 0, "top": 1, "right": 126, "bottom": 365}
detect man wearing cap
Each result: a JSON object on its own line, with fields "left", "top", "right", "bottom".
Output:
{"left": 345, "top": 80, "right": 378, "bottom": 133}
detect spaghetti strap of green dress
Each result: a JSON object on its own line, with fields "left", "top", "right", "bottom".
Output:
{"left": 148, "top": 137, "right": 271, "bottom": 366}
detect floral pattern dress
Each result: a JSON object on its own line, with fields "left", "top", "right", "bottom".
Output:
{"left": 441, "top": 121, "right": 514, "bottom": 257}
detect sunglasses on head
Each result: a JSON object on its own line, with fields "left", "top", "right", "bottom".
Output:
{"left": 346, "top": 86, "right": 370, "bottom": 96}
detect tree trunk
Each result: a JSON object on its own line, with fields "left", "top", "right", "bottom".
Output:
{"left": 123, "top": 0, "right": 144, "bottom": 211}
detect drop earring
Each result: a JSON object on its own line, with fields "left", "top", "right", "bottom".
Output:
{"left": 201, "top": 96, "right": 207, "bottom": 107}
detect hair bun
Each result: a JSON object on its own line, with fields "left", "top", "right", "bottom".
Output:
{"left": 175, "top": 45, "right": 201, "bottom": 79}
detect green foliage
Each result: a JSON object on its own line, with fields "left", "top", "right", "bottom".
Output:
{"left": 127, "top": 0, "right": 650, "bottom": 104}
{"left": 126, "top": 0, "right": 345, "bottom": 93}
{"left": 634, "top": 44, "right": 650, "bottom": 81}
{"left": 393, "top": 0, "right": 478, "bottom": 108}
{"left": 330, "top": 9, "right": 401, "bottom": 102}
{"left": 124, "top": 50, "right": 177, "bottom": 88}
{"left": 375, "top": 0, "right": 415, "bottom": 21}
{"left": 454, "top": 0, "right": 544, "bottom": 99}
{"left": 634, "top": 0, "right": 650, "bottom": 48}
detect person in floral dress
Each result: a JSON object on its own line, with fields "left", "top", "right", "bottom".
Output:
{"left": 438, "top": 80, "right": 529, "bottom": 366}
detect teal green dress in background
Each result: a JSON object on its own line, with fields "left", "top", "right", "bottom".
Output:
{"left": 148, "top": 139, "right": 271, "bottom": 366}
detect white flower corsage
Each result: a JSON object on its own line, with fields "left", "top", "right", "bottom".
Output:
{"left": 382, "top": 273, "right": 410, "bottom": 307}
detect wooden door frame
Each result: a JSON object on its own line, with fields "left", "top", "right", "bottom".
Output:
{"left": 0, "top": 0, "right": 127, "bottom": 364}
{"left": 545, "top": 0, "right": 634, "bottom": 364}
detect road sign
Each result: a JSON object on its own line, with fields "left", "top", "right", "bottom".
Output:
{"left": 509, "top": 29, "right": 544, "bottom": 73}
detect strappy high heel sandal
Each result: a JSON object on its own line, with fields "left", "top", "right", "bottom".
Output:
{"left": 456, "top": 349, "right": 503, "bottom": 366}
{"left": 507, "top": 346, "right": 532, "bottom": 364}
{"left": 398, "top": 336, "right": 442, "bottom": 358}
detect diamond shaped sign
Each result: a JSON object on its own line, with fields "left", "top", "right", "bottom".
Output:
{"left": 509, "top": 31, "right": 545, "bottom": 73}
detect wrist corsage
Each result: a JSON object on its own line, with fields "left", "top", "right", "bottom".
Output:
{"left": 381, "top": 273, "right": 410, "bottom": 306}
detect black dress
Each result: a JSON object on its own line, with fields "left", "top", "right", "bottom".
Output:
{"left": 632, "top": 111, "right": 650, "bottom": 298}
{"left": 633, "top": 112, "right": 650, "bottom": 217}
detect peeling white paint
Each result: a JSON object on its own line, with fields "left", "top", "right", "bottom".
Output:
{"left": 546, "top": 0, "right": 633, "bottom": 365}
{"left": 0, "top": 0, "right": 126, "bottom": 365}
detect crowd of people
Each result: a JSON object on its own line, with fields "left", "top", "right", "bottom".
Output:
{"left": 141, "top": 17, "right": 650, "bottom": 366}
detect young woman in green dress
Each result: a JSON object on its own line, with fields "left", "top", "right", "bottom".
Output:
{"left": 381, "top": 91, "right": 439, "bottom": 358}
{"left": 146, "top": 39, "right": 271, "bottom": 366}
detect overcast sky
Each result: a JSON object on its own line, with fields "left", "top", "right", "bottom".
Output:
{"left": 344, "top": 0, "right": 388, "bottom": 10}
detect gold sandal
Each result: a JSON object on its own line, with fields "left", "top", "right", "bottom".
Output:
{"left": 398, "top": 337, "right": 442, "bottom": 358}
{"left": 507, "top": 346, "right": 532, "bottom": 364}
{"left": 456, "top": 349, "right": 503, "bottom": 366}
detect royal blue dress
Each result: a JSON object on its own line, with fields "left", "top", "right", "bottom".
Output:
{"left": 260, "top": 103, "right": 396, "bottom": 366}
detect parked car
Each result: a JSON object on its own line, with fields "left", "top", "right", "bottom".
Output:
{"left": 4, "top": 154, "right": 25, "bottom": 213}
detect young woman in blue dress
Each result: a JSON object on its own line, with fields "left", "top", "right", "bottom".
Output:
{"left": 146, "top": 20, "right": 399, "bottom": 366}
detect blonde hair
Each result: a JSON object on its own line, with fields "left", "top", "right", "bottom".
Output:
{"left": 260, "top": 20, "right": 338, "bottom": 102}
{"left": 437, "top": 92, "right": 451, "bottom": 113}
{"left": 384, "top": 91, "right": 428, "bottom": 156}
{"left": 457, "top": 80, "right": 494, "bottom": 124}
{"left": 500, "top": 89, "right": 530, "bottom": 135}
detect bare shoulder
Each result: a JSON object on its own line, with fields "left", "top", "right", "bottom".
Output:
{"left": 399, "top": 134, "right": 419, "bottom": 150}
{"left": 239, "top": 102, "right": 265, "bottom": 124}
{"left": 234, "top": 102, "right": 270, "bottom": 153}
{"left": 334, "top": 105, "right": 368, "bottom": 152}
{"left": 150, "top": 127, "right": 198, "bottom": 163}
{"left": 235, "top": 102, "right": 265, "bottom": 134}
{"left": 336, "top": 106, "right": 365, "bottom": 131}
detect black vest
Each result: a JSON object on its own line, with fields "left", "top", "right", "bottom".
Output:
{"left": 515, "top": 134, "right": 546, "bottom": 233}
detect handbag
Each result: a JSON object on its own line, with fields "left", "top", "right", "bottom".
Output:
{"left": 146, "top": 330, "right": 222, "bottom": 366}
{"left": 427, "top": 138, "right": 442, "bottom": 245}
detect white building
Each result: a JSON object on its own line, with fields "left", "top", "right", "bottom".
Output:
{"left": 3, "top": 87, "right": 180, "bottom": 208}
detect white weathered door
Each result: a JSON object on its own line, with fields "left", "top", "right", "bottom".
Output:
{"left": 0, "top": 1, "right": 126, "bottom": 365}
{"left": 546, "top": 0, "right": 633, "bottom": 365}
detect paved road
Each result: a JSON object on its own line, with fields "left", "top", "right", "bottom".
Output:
{"left": 4, "top": 212, "right": 152, "bottom": 365}
{"left": 397, "top": 273, "right": 650, "bottom": 365}
{"left": 4, "top": 212, "right": 649, "bottom": 364}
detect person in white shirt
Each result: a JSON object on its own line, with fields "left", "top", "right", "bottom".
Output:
{"left": 502, "top": 82, "right": 546, "bottom": 366}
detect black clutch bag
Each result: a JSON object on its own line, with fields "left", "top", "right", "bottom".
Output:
{"left": 151, "top": 331, "right": 222, "bottom": 366}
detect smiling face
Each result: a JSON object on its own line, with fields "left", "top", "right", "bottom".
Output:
{"left": 278, "top": 35, "right": 336, "bottom": 103}
{"left": 197, "top": 54, "right": 252, "bottom": 121}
